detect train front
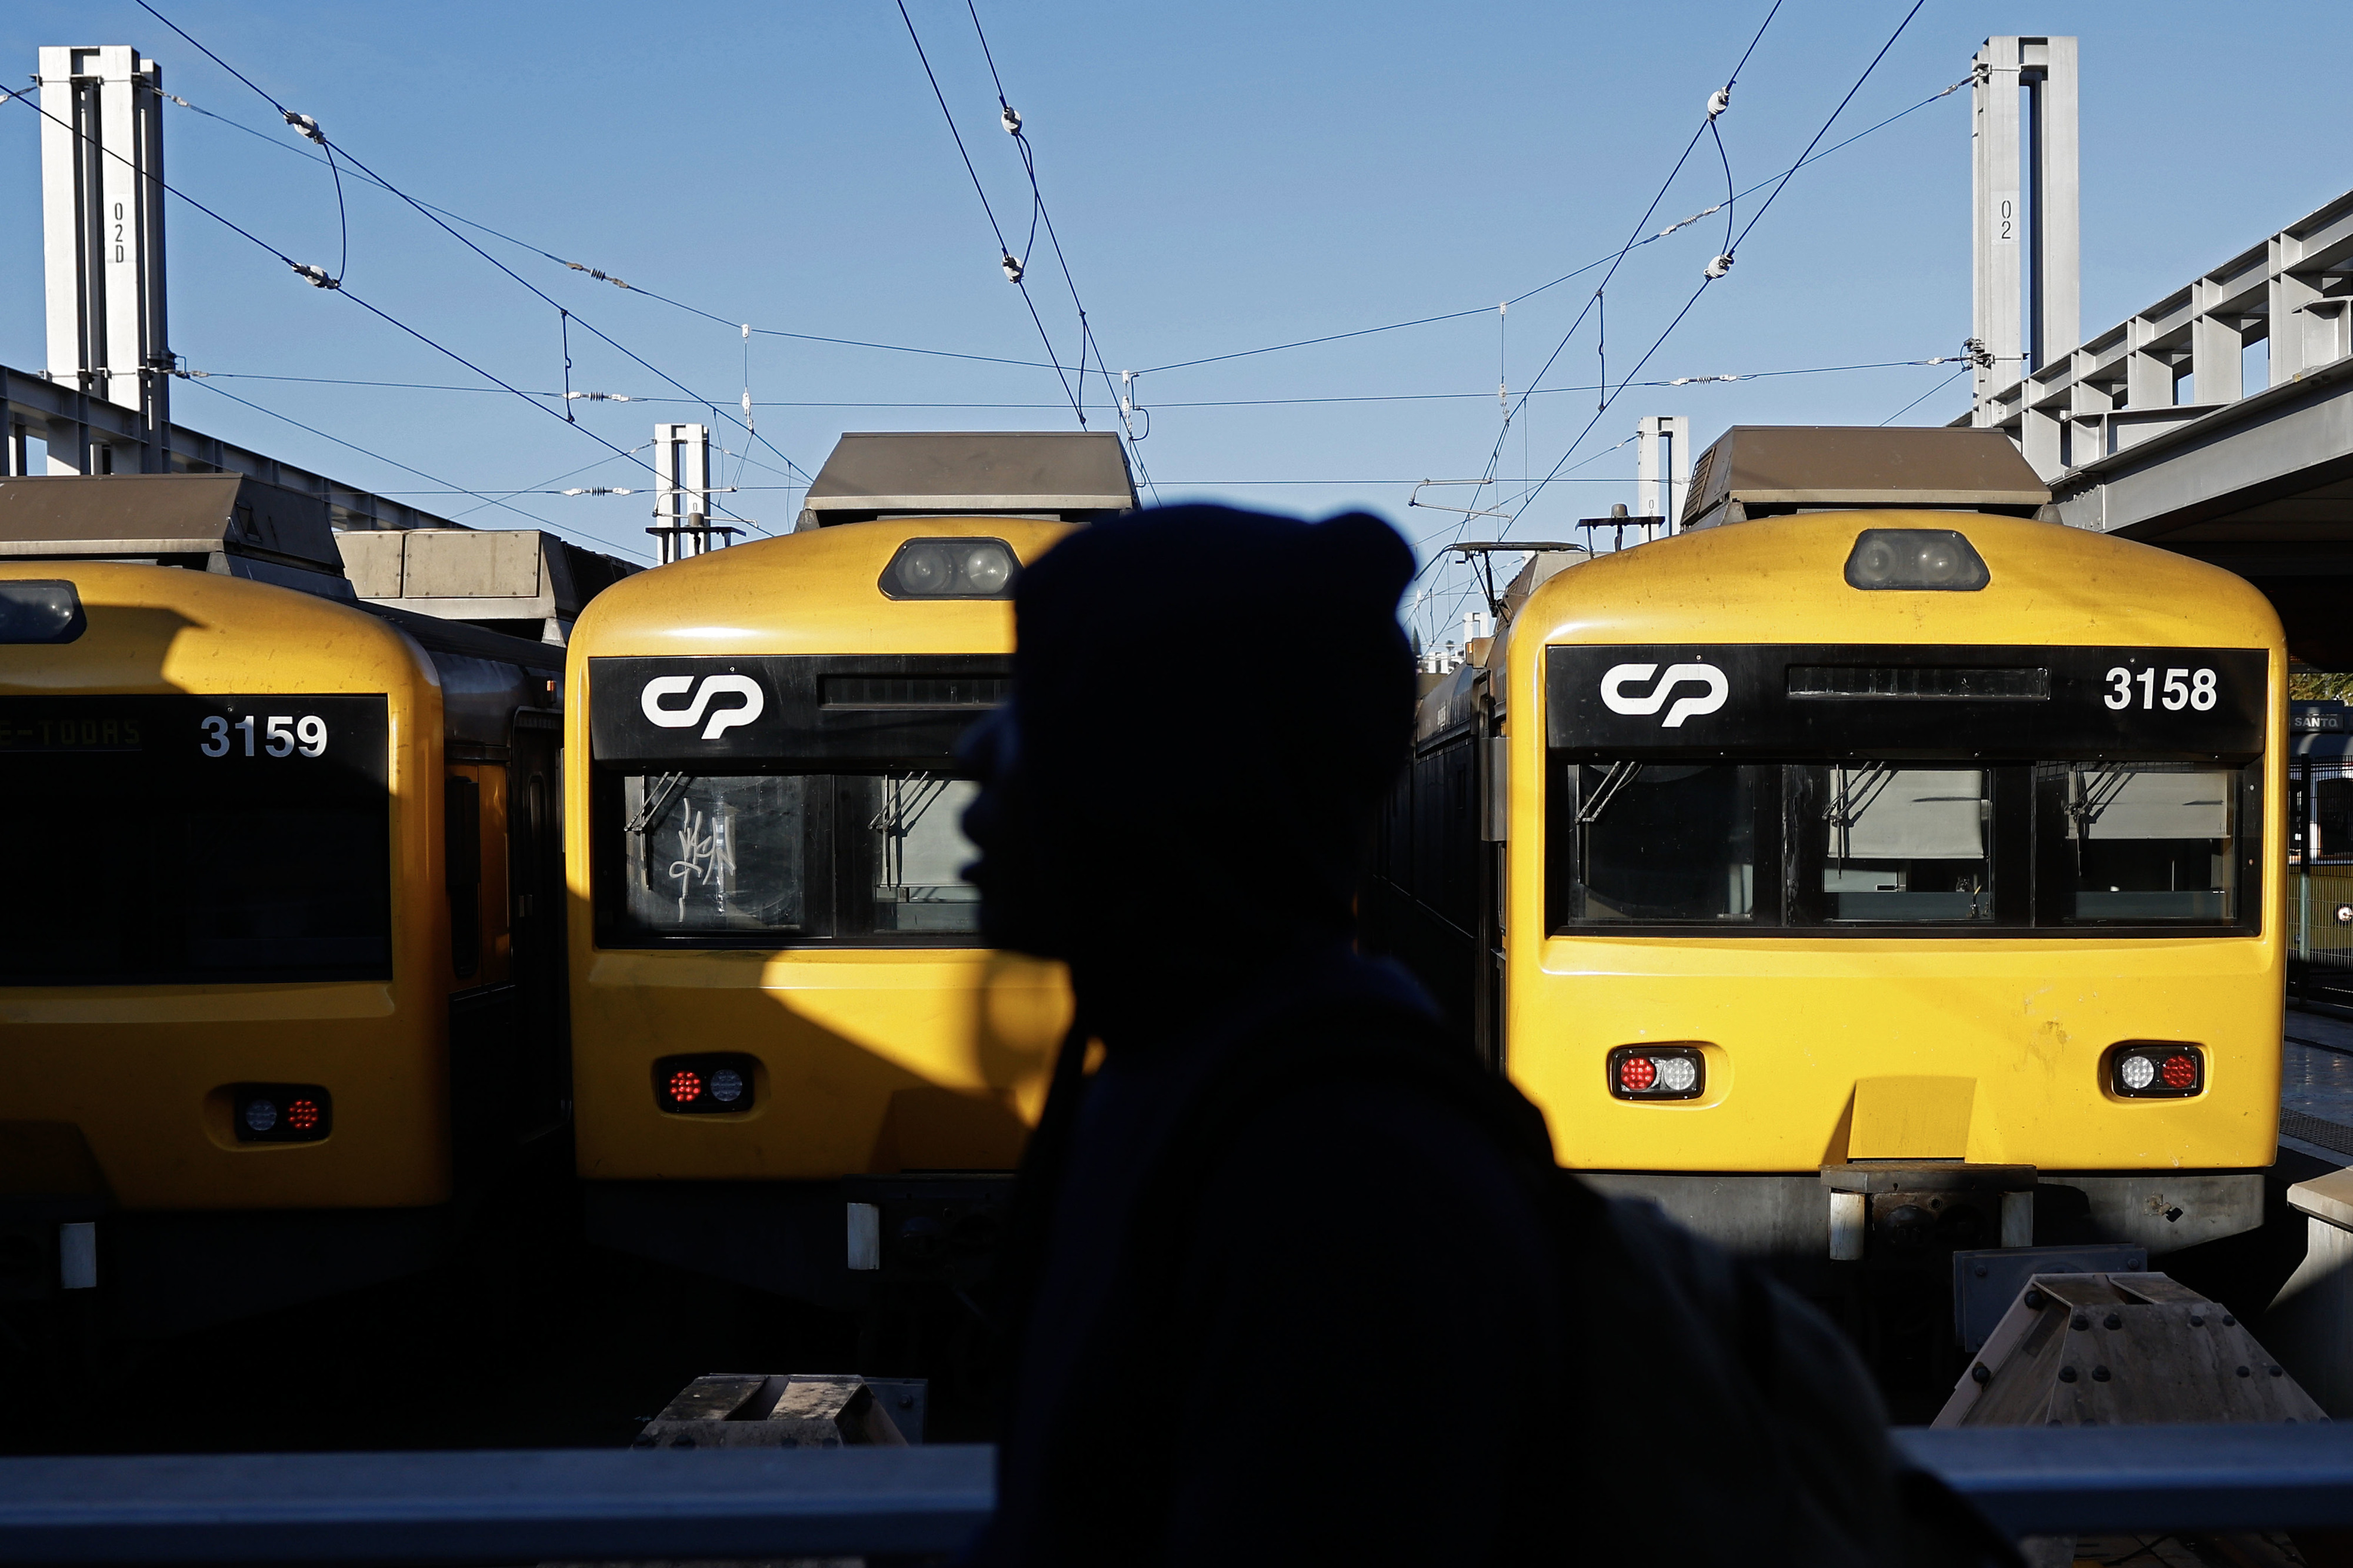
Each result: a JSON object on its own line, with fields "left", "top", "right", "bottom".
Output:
{"left": 565, "top": 516, "right": 1078, "bottom": 1305}
{"left": 1508, "top": 505, "right": 2284, "bottom": 1327}
{"left": 0, "top": 562, "right": 448, "bottom": 1335}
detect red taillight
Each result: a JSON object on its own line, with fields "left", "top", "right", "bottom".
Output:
{"left": 2110, "top": 1043, "right": 2203, "bottom": 1098}
{"left": 1606, "top": 1046, "right": 1705, "bottom": 1101}
{"left": 228, "top": 1083, "right": 332, "bottom": 1143}
{"left": 654, "top": 1054, "right": 759, "bottom": 1115}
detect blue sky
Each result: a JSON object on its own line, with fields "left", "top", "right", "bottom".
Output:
{"left": 3, "top": 1, "right": 2347, "bottom": 645}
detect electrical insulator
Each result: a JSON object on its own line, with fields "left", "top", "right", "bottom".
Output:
{"left": 1707, "top": 86, "right": 1731, "bottom": 119}
{"left": 1001, "top": 104, "right": 1022, "bottom": 135}
{"left": 1704, "top": 253, "right": 1734, "bottom": 280}
{"left": 1001, "top": 251, "right": 1025, "bottom": 283}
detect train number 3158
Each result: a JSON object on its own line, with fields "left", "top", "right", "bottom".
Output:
{"left": 198, "top": 714, "right": 330, "bottom": 758}
{"left": 2104, "top": 666, "right": 2218, "bottom": 713}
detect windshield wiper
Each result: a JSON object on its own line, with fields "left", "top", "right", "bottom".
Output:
{"left": 869, "top": 771, "right": 951, "bottom": 835}
{"left": 1825, "top": 762, "right": 1899, "bottom": 862}
{"left": 626, "top": 771, "right": 692, "bottom": 835}
{"left": 1577, "top": 761, "right": 1642, "bottom": 826}
{"left": 2067, "top": 763, "right": 2134, "bottom": 832}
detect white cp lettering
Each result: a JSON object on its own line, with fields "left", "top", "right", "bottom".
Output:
{"left": 1599, "top": 662, "right": 1729, "bottom": 729}
{"left": 640, "top": 674, "right": 766, "bottom": 739}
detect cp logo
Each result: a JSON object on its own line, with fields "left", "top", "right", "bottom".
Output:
{"left": 1599, "top": 662, "right": 1728, "bottom": 729}
{"left": 641, "top": 673, "right": 765, "bottom": 739}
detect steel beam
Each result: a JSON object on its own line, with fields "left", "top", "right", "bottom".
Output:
{"left": 0, "top": 361, "right": 464, "bottom": 532}
{"left": 2048, "top": 353, "right": 2353, "bottom": 538}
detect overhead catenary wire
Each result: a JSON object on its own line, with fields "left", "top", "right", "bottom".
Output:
{"left": 1502, "top": 0, "right": 1935, "bottom": 536}
{"left": 1879, "top": 363, "right": 1972, "bottom": 426}
{"left": 1415, "top": 0, "right": 1789, "bottom": 598}
{"left": 132, "top": 0, "right": 346, "bottom": 285}
{"left": 893, "top": 0, "right": 1085, "bottom": 424}
{"left": 181, "top": 376, "right": 651, "bottom": 561}
{"left": 136, "top": 1, "right": 809, "bottom": 503}
{"left": 166, "top": 353, "right": 1968, "bottom": 417}
{"left": 1135, "top": 61, "right": 1971, "bottom": 379}
{"left": 962, "top": 0, "right": 1159, "bottom": 502}
{"left": 145, "top": 59, "right": 1969, "bottom": 402}
{"left": 0, "top": 78, "right": 755, "bottom": 549}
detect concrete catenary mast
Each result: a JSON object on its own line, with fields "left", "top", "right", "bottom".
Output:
{"left": 1971, "top": 35, "right": 2079, "bottom": 446}
{"left": 39, "top": 44, "right": 171, "bottom": 475}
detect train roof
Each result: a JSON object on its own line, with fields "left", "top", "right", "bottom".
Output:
{"left": 799, "top": 431, "right": 1135, "bottom": 528}
{"left": 1682, "top": 426, "right": 2051, "bottom": 531}
{"left": 1518, "top": 508, "right": 2283, "bottom": 653}
{"left": 0, "top": 471, "right": 348, "bottom": 597}
{"left": 568, "top": 516, "right": 1075, "bottom": 658}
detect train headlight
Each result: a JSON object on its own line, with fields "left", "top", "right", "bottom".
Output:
{"left": 896, "top": 546, "right": 954, "bottom": 595}
{"left": 1608, "top": 1045, "right": 1705, "bottom": 1101}
{"left": 655, "top": 1053, "right": 759, "bottom": 1115}
{"left": 879, "top": 538, "right": 1020, "bottom": 599}
{"left": 1843, "top": 529, "right": 1991, "bottom": 592}
{"left": 0, "top": 579, "right": 86, "bottom": 643}
{"left": 2109, "top": 1043, "right": 2203, "bottom": 1099}
{"left": 229, "top": 1083, "right": 333, "bottom": 1143}
{"left": 961, "top": 544, "right": 1013, "bottom": 594}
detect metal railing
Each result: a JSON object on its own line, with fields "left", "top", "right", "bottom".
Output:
{"left": 0, "top": 1444, "right": 992, "bottom": 1563}
{"left": 6, "top": 1427, "right": 2353, "bottom": 1562}
{"left": 2291, "top": 866, "right": 2353, "bottom": 969}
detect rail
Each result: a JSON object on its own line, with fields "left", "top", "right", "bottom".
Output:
{"left": 4, "top": 1426, "right": 2353, "bottom": 1560}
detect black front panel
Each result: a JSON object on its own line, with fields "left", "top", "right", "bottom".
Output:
{"left": 1542, "top": 645, "right": 2269, "bottom": 939}
{"left": 1547, "top": 645, "right": 2268, "bottom": 760}
{"left": 590, "top": 656, "right": 1002, "bottom": 949}
{"left": 589, "top": 655, "right": 1008, "bottom": 766}
{"left": 0, "top": 695, "right": 391, "bottom": 983}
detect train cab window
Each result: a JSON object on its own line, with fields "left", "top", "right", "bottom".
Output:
{"left": 846, "top": 773, "right": 982, "bottom": 935}
{"left": 1564, "top": 763, "right": 1761, "bottom": 923}
{"left": 618, "top": 773, "right": 812, "bottom": 936}
{"left": 1799, "top": 766, "right": 1993, "bottom": 923}
{"left": 2039, "top": 762, "right": 2242, "bottom": 922}
{"left": 601, "top": 768, "right": 983, "bottom": 945}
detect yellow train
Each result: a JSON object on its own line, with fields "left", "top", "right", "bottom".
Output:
{"left": 0, "top": 473, "right": 601, "bottom": 1340}
{"left": 566, "top": 432, "right": 1132, "bottom": 1305}
{"left": 1369, "top": 426, "right": 2282, "bottom": 1355}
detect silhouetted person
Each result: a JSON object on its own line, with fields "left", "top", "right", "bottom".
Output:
{"left": 958, "top": 505, "right": 1949, "bottom": 1567}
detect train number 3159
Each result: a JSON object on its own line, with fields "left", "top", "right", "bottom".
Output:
{"left": 2103, "top": 666, "right": 2218, "bottom": 713}
{"left": 198, "top": 714, "right": 330, "bottom": 758}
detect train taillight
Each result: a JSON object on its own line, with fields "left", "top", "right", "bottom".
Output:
{"left": 2110, "top": 1044, "right": 2204, "bottom": 1099}
{"left": 230, "top": 1084, "right": 333, "bottom": 1143}
{"left": 655, "top": 1054, "right": 758, "bottom": 1115}
{"left": 1608, "top": 1046, "right": 1704, "bottom": 1101}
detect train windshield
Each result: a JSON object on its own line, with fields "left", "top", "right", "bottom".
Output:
{"left": 1552, "top": 757, "right": 2255, "bottom": 933}
{"left": 1567, "top": 763, "right": 1759, "bottom": 922}
{"left": 0, "top": 695, "right": 392, "bottom": 983}
{"left": 2044, "top": 761, "right": 2239, "bottom": 921}
{"left": 1804, "top": 765, "right": 1993, "bottom": 922}
{"left": 606, "top": 769, "right": 982, "bottom": 945}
